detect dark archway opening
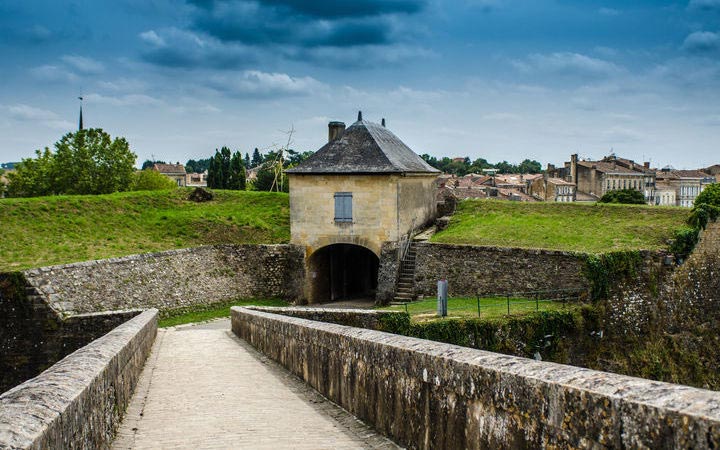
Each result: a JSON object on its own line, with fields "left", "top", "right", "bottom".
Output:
{"left": 308, "top": 244, "right": 379, "bottom": 302}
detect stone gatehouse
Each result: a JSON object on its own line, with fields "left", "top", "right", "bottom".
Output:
{"left": 286, "top": 112, "right": 439, "bottom": 302}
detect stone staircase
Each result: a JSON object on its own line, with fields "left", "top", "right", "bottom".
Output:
{"left": 393, "top": 241, "right": 418, "bottom": 303}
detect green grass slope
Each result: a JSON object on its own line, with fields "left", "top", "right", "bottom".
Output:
{"left": 432, "top": 200, "right": 689, "bottom": 253}
{"left": 0, "top": 189, "right": 289, "bottom": 271}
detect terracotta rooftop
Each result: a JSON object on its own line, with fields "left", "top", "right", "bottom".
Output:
{"left": 547, "top": 177, "right": 575, "bottom": 186}
{"left": 656, "top": 169, "right": 712, "bottom": 180}
{"left": 286, "top": 114, "right": 439, "bottom": 175}
{"left": 153, "top": 163, "right": 186, "bottom": 174}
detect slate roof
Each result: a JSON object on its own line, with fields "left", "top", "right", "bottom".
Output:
{"left": 286, "top": 118, "right": 439, "bottom": 174}
{"left": 577, "top": 160, "right": 646, "bottom": 175}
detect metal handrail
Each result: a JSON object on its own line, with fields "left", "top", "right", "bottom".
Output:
{"left": 399, "top": 217, "right": 416, "bottom": 262}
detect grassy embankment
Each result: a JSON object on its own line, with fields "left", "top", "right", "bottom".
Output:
{"left": 158, "top": 298, "right": 289, "bottom": 328}
{"left": 432, "top": 199, "right": 689, "bottom": 253}
{"left": 0, "top": 188, "right": 290, "bottom": 271}
{"left": 381, "top": 296, "right": 575, "bottom": 321}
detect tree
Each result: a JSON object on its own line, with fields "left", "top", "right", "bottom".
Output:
{"left": 244, "top": 152, "right": 251, "bottom": 169}
{"left": 518, "top": 159, "right": 542, "bottom": 174}
{"left": 132, "top": 169, "right": 177, "bottom": 191}
{"left": 694, "top": 183, "right": 720, "bottom": 208}
{"left": 251, "top": 148, "right": 263, "bottom": 167}
{"left": 599, "top": 189, "right": 646, "bottom": 204}
{"left": 688, "top": 183, "right": 720, "bottom": 229}
{"left": 141, "top": 159, "right": 165, "bottom": 170}
{"left": 6, "top": 148, "right": 55, "bottom": 197}
{"left": 185, "top": 158, "right": 211, "bottom": 173}
{"left": 227, "top": 151, "right": 246, "bottom": 190}
{"left": 7, "top": 129, "right": 136, "bottom": 197}
{"left": 207, "top": 147, "right": 246, "bottom": 190}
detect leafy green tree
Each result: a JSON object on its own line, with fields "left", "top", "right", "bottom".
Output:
{"left": 518, "top": 159, "right": 542, "bottom": 174}
{"left": 6, "top": 148, "right": 56, "bottom": 197}
{"left": 7, "top": 129, "right": 135, "bottom": 197}
{"left": 132, "top": 169, "right": 177, "bottom": 191}
{"left": 185, "top": 158, "right": 211, "bottom": 173}
{"left": 688, "top": 183, "right": 720, "bottom": 229}
{"left": 244, "top": 152, "right": 251, "bottom": 169}
{"left": 51, "top": 129, "right": 136, "bottom": 195}
{"left": 694, "top": 183, "right": 720, "bottom": 208}
{"left": 599, "top": 189, "right": 646, "bottom": 204}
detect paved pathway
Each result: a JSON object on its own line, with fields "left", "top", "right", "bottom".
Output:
{"left": 113, "top": 320, "right": 397, "bottom": 450}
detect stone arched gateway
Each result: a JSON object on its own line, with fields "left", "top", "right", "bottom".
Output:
{"left": 306, "top": 244, "right": 379, "bottom": 303}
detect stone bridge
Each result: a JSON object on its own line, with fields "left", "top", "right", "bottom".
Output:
{"left": 2, "top": 306, "right": 720, "bottom": 449}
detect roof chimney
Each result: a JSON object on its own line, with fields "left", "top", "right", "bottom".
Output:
{"left": 328, "top": 121, "right": 346, "bottom": 142}
{"left": 381, "top": 118, "right": 386, "bottom": 127}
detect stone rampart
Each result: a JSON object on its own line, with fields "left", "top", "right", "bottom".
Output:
{"left": 413, "top": 242, "right": 589, "bottom": 297}
{"left": 232, "top": 307, "right": 720, "bottom": 449}
{"left": 0, "top": 272, "right": 143, "bottom": 393}
{"left": 0, "top": 309, "right": 158, "bottom": 449}
{"left": 21, "top": 244, "right": 305, "bottom": 315}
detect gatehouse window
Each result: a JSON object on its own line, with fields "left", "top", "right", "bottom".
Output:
{"left": 334, "top": 192, "right": 352, "bottom": 222}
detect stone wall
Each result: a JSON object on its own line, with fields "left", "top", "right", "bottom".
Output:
{"left": 413, "top": 242, "right": 589, "bottom": 297}
{"left": 21, "top": 244, "right": 305, "bottom": 316}
{"left": 232, "top": 307, "right": 720, "bottom": 449}
{"left": 376, "top": 241, "right": 400, "bottom": 303}
{"left": 0, "top": 272, "right": 141, "bottom": 393}
{"left": 0, "top": 309, "right": 157, "bottom": 449}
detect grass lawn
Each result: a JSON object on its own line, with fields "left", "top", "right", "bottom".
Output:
{"left": 381, "top": 296, "right": 576, "bottom": 322}
{"left": 0, "top": 188, "right": 290, "bottom": 271}
{"left": 158, "top": 298, "right": 289, "bottom": 328}
{"left": 432, "top": 199, "right": 689, "bottom": 253}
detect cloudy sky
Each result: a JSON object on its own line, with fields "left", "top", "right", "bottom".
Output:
{"left": 1, "top": 0, "right": 719, "bottom": 168}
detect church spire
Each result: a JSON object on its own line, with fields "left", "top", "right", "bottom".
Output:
{"left": 78, "top": 96, "right": 83, "bottom": 131}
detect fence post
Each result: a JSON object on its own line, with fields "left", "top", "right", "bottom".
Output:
{"left": 536, "top": 293, "right": 539, "bottom": 311}
{"left": 477, "top": 296, "right": 481, "bottom": 318}
{"left": 437, "top": 279, "right": 448, "bottom": 317}
{"left": 507, "top": 294, "right": 510, "bottom": 315}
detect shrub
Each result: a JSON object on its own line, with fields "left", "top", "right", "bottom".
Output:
{"left": 598, "top": 189, "right": 646, "bottom": 204}
{"left": 131, "top": 169, "right": 177, "bottom": 191}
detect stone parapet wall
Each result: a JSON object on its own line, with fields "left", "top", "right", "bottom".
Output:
{"left": 246, "top": 306, "right": 404, "bottom": 330}
{"left": 21, "top": 244, "right": 305, "bottom": 315}
{"left": 413, "top": 242, "right": 589, "bottom": 297}
{"left": 232, "top": 307, "right": 720, "bottom": 449}
{"left": 0, "top": 271, "right": 143, "bottom": 393}
{"left": 0, "top": 309, "right": 158, "bottom": 449}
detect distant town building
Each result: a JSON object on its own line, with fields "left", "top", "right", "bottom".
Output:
{"left": 530, "top": 175, "right": 576, "bottom": 202}
{"left": 653, "top": 181, "right": 676, "bottom": 206}
{"left": 655, "top": 169, "right": 714, "bottom": 207}
{"left": 152, "top": 163, "right": 187, "bottom": 187}
{"left": 703, "top": 164, "right": 720, "bottom": 183}
{"left": 554, "top": 154, "right": 655, "bottom": 203}
{"left": 186, "top": 171, "right": 207, "bottom": 187}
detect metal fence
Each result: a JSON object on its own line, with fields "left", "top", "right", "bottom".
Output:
{"left": 398, "top": 288, "right": 586, "bottom": 319}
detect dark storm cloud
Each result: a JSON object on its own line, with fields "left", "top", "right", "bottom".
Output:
{"left": 140, "top": 0, "right": 425, "bottom": 69}
{"left": 188, "top": 0, "right": 425, "bottom": 18}
{"left": 139, "top": 28, "right": 257, "bottom": 69}
{"left": 189, "top": 0, "right": 409, "bottom": 48}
